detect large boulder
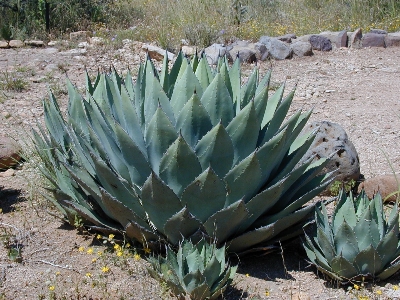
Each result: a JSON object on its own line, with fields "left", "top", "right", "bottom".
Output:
{"left": 259, "top": 36, "right": 292, "bottom": 60}
{"left": 0, "top": 136, "right": 21, "bottom": 170}
{"left": 362, "top": 32, "right": 386, "bottom": 48}
{"left": 337, "top": 30, "right": 348, "bottom": 48}
{"left": 309, "top": 35, "right": 332, "bottom": 51}
{"left": 228, "top": 41, "right": 257, "bottom": 63}
{"left": 300, "top": 121, "right": 361, "bottom": 192}
{"left": 0, "top": 41, "right": 9, "bottom": 48}
{"left": 9, "top": 40, "right": 24, "bottom": 48}
{"left": 350, "top": 28, "right": 362, "bottom": 49}
{"left": 291, "top": 41, "right": 313, "bottom": 57}
{"left": 204, "top": 44, "right": 231, "bottom": 65}
{"left": 142, "top": 44, "right": 175, "bottom": 61}
{"left": 358, "top": 174, "right": 400, "bottom": 202}
{"left": 385, "top": 32, "right": 400, "bottom": 47}
{"left": 25, "top": 40, "right": 44, "bottom": 47}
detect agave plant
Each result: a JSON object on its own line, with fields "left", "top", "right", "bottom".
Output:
{"left": 34, "top": 52, "right": 333, "bottom": 253}
{"left": 147, "top": 239, "right": 237, "bottom": 299}
{"left": 304, "top": 190, "right": 400, "bottom": 281}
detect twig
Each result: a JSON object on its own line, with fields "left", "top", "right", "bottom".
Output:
{"left": 0, "top": 222, "right": 21, "bottom": 232}
{"left": 28, "top": 259, "right": 80, "bottom": 273}
{"left": 279, "top": 241, "right": 289, "bottom": 279}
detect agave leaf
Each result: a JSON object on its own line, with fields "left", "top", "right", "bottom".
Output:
{"left": 145, "top": 107, "right": 178, "bottom": 174}
{"left": 334, "top": 221, "right": 359, "bottom": 262}
{"left": 224, "top": 152, "right": 263, "bottom": 206}
{"left": 240, "top": 67, "right": 258, "bottom": 109}
{"left": 229, "top": 58, "right": 241, "bottom": 107}
{"left": 170, "top": 64, "right": 203, "bottom": 117}
{"left": 183, "top": 270, "right": 206, "bottom": 294}
{"left": 376, "top": 228, "right": 399, "bottom": 267}
{"left": 186, "top": 247, "right": 200, "bottom": 274}
{"left": 386, "top": 203, "right": 399, "bottom": 231}
{"left": 354, "top": 245, "right": 383, "bottom": 275}
{"left": 332, "top": 191, "right": 357, "bottom": 234}
{"left": 260, "top": 83, "right": 284, "bottom": 130}
{"left": 163, "top": 207, "right": 202, "bottom": 245}
{"left": 370, "top": 194, "right": 385, "bottom": 239}
{"left": 226, "top": 101, "right": 259, "bottom": 165}
{"left": 331, "top": 255, "right": 358, "bottom": 279}
{"left": 195, "top": 55, "right": 212, "bottom": 91}
{"left": 180, "top": 168, "right": 227, "bottom": 223}
{"left": 104, "top": 75, "right": 124, "bottom": 125}
{"left": 304, "top": 233, "right": 333, "bottom": 272}
{"left": 124, "top": 71, "right": 135, "bottom": 102}
{"left": 253, "top": 85, "right": 269, "bottom": 129}
{"left": 255, "top": 69, "right": 271, "bottom": 95}
{"left": 67, "top": 79, "right": 89, "bottom": 137}
{"left": 315, "top": 202, "right": 334, "bottom": 245}
{"left": 377, "top": 260, "right": 400, "bottom": 280}
{"left": 316, "top": 227, "right": 336, "bottom": 262}
{"left": 160, "top": 51, "right": 169, "bottom": 92}
{"left": 141, "top": 172, "right": 183, "bottom": 233}
{"left": 176, "top": 93, "right": 213, "bottom": 149}
{"left": 203, "top": 200, "right": 249, "bottom": 243}
{"left": 159, "top": 135, "right": 202, "bottom": 197}
{"left": 195, "top": 123, "right": 234, "bottom": 178}
{"left": 203, "top": 255, "right": 223, "bottom": 288}
{"left": 210, "top": 265, "right": 237, "bottom": 298}
{"left": 125, "top": 221, "right": 158, "bottom": 242}
{"left": 200, "top": 73, "right": 234, "bottom": 127}
{"left": 354, "top": 205, "right": 374, "bottom": 252}
{"left": 218, "top": 61, "right": 233, "bottom": 100}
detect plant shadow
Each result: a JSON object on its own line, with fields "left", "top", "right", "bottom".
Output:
{"left": 0, "top": 185, "right": 23, "bottom": 213}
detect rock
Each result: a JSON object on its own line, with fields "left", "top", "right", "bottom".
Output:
{"left": 385, "top": 32, "right": 400, "bottom": 47}
{"left": 337, "top": 30, "right": 348, "bottom": 48}
{"left": 0, "top": 41, "right": 9, "bottom": 48}
{"left": 300, "top": 121, "right": 361, "bottom": 192}
{"left": 69, "top": 31, "right": 91, "bottom": 42}
{"left": 204, "top": 43, "right": 231, "bottom": 65}
{"left": 0, "top": 169, "right": 15, "bottom": 177}
{"left": 358, "top": 174, "right": 400, "bottom": 202}
{"left": 141, "top": 44, "right": 175, "bottom": 61}
{"left": 369, "top": 29, "right": 387, "bottom": 35}
{"left": 43, "top": 48, "right": 59, "bottom": 55}
{"left": 78, "top": 42, "right": 89, "bottom": 48}
{"left": 291, "top": 292, "right": 310, "bottom": 300}
{"left": 24, "top": 40, "right": 44, "bottom": 47}
{"left": 89, "top": 37, "right": 105, "bottom": 46}
{"left": 295, "top": 34, "right": 312, "bottom": 43}
{"left": 362, "top": 32, "right": 386, "bottom": 48}
{"left": 350, "top": 28, "right": 362, "bottom": 49}
{"left": 181, "top": 45, "right": 197, "bottom": 57}
{"left": 252, "top": 42, "right": 269, "bottom": 61}
{"left": 228, "top": 41, "right": 256, "bottom": 63}
{"left": 259, "top": 36, "right": 292, "bottom": 60}
{"left": 9, "top": 40, "right": 24, "bottom": 48}
{"left": 0, "top": 136, "right": 21, "bottom": 170}
{"left": 47, "top": 41, "right": 58, "bottom": 47}
{"left": 59, "top": 48, "right": 87, "bottom": 56}
{"left": 277, "top": 33, "right": 296, "bottom": 43}
{"left": 291, "top": 41, "right": 313, "bottom": 57}
{"left": 309, "top": 35, "right": 332, "bottom": 51}
{"left": 319, "top": 31, "right": 341, "bottom": 48}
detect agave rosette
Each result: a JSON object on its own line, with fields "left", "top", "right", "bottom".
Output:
{"left": 34, "top": 52, "right": 333, "bottom": 253}
{"left": 304, "top": 190, "right": 400, "bottom": 281}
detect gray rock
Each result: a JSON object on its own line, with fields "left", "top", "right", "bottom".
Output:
{"left": 369, "top": 29, "right": 387, "bottom": 35}
{"left": 319, "top": 31, "right": 342, "bottom": 48}
{"left": 253, "top": 42, "right": 269, "bottom": 61}
{"left": 259, "top": 36, "right": 292, "bottom": 60}
{"left": 350, "top": 28, "right": 362, "bottom": 49}
{"left": 337, "top": 30, "right": 348, "bottom": 48}
{"left": 9, "top": 40, "right": 24, "bottom": 48}
{"left": 25, "top": 40, "right": 44, "bottom": 47}
{"left": 69, "top": 31, "right": 91, "bottom": 42}
{"left": 59, "top": 48, "right": 87, "bottom": 56}
{"left": 228, "top": 41, "right": 256, "bottom": 63}
{"left": 277, "top": 33, "right": 296, "bottom": 43}
{"left": 295, "top": 34, "right": 312, "bottom": 43}
{"left": 300, "top": 121, "right": 361, "bottom": 190}
{"left": 385, "top": 32, "right": 400, "bottom": 47}
{"left": 204, "top": 43, "right": 231, "bottom": 65}
{"left": 291, "top": 41, "right": 313, "bottom": 57}
{"left": 89, "top": 37, "right": 105, "bottom": 46}
{"left": 142, "top": 44, "right": 175, "bottom": 61}
{"left": 0, "top": 41, "right": 8, "bottom": 48}
{"left": 47, "top": 41, "right": 58, "bottom": 47}
{"left": 181, "top": 45, "right": 197, "bottom": 57}
{"left": 309, "top": 35, "right": 332, "bottom": 51}
{"left": 0, "top": 136, "right": 21, "bottom": 170}
{"left": 362, "top": 32, "right": 386, "bottom": 48}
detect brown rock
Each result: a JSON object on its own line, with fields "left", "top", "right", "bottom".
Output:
{"left": 277, "top": 33, "right": 296, "bottom": 43}
{"left": 69, "top": 31, "right": 91, "bottom": 42}
{"left": 0, "top": 41, "right": 9, "bottom": 48}
{"left": 350, "top": 28, "right": 362, "bottom": 49}
{"left": 142, "top": 44, "right": 175, "bottom": 61}
{"left": 9, "top": 40, "right": 24, "bottom": 48}
{"left": 337, "top": 30, "right": 348, "bottom": 48}
{"left": 362, "top": 33, "right": 386, "bottom": 48}
{"left": 292, "top": 292, "right": 311, "bottom": 300}
{"left": 25, "top": 40, "right": 44, "bottom": 47}
{"left": 358, "top": 174, "right": 400, "bottom": 202}
{"left": 0, "top": 169, "right": 15, "bottom": 177}
{"left": 0, "top": 136, "right": 21, "bottom": 169}
{"left": 181, "top": 45, "right": 197, "bottom": 57}
{"left": 385, "top": 32, "right": 400, "bottom": 47}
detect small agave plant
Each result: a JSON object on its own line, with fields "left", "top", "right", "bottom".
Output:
{"left": 34, "top": 51, "right": 333, "bottom": 253}
{"left": 147, "top": 239, "right": 237, "bottom": 300}
{"left": 304, "top": 190, "right": 400, "bottom": 281}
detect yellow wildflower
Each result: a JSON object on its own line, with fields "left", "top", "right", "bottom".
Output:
{"left": 101, "top": 266, "right": 110, "bottom": 273}
{"left": 91, "top": 258, "right": 97, "bottom": 263}
{"left": 48, "top": 285, "right": 55, "bottom": 291}
{"left": 394, "top": 285, "right": 399, "bottom": 290}
{"left": 108, "top": 234, "right": 115, "bottom": 240}
{"left": 354, "top": 284, "right": 360, "bottom": 290}
{"left": 144, "top": 247, "right": 151, "bottom": 254}
{"left": 114, "top": 244, "right": 121, "bottom": 251}
{"left": 245, "top": 273, "right": 250, "bottom": 277}
{"left": 78, "top": 246, "right": 85, "bottom": 252}
{"left": 97, "top": 251, "right": 103, "bottom": 256}
{"left": 0, "top": 208, "right": 2, "bottom": 213}
{"left": 376, "top": 290, "right": 382, "bottom": 295}
{"left": 358, "top": 296, "right": 369, "bottom": 300}
{"left": 116, "top": 251, "right": 123, "bottom": 257}
{"left": 133, "top": 253, "right": 141, "bottom": 261}
{"left": 96, "top": 234, "right": 102, "bottom": 239}
{"left": 87, "top": 248, "right": 94, "bottom": 254}
{"left": 55, "top": 271, "right": 60, "bottom": 276}
{"left": 265, "top": 289, "right": 270, "bottom": 296}
{"left": 126, "top": 243, "right": 131, "bottom": 248}
{"left": 85, "top": 272, "right": 92, "bottom": 278}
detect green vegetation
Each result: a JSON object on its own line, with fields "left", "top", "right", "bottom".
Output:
{"left": 1, "top": 0, "right": 400, "bottom": 48}
{"left": 147, "top": 239, "right": 237, "bottom": 299}
{"left": 304, "top": 190, "right": 400, "bottom": 281}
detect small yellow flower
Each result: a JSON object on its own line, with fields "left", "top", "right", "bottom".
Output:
{"left": 0, "top": 208, "right": 3, "bottom": 213}
{"left": 133, "top": 253, "right": 141, "bottom": 261}
{"left": 114, "top": 244, "right": 121, "bottom": 251}
{"left": 143, "top": 247, "right": 151, "bottom": 254}
{"left": 78, "top": 246, "right": 85, "bottom": 252}
{"left": 394, "top": 285, "right": 399, "bottom": 290}
{"left": 108, "top": 234, "right": 115, "bottom": 240}
{"left": 55, "top": 271, "right": 60, "bottom": 276}
{"left": 48, "top": 285, "right": 55, "bottom": 291}
{"left": 245, "top": 273, "right": 250, "bottom": 277}
{"left": 358, "top": 296, "right": 369, "bottom": 300}
{"left": 87, "top": 248, "right": 94, "bottom": 254}
{"left": 85, "top": 272, "right": 92, "bottom": 278}
{"left": 97, "top": 251, "right": 103, "bottom": 256}
{"left": 91, "top": 258, "right": 97, "bottom": 263}
{"left": 265, "top": 289, "right": 270, "bottom": 296}
{"left": 126, "top": 243, "right": 131, "bottom": 248}
{"left": 376, "top": 290, "right": 382, "bottom": 295}
{"left": 116, "top": 251, "right": 123, "bottom": 257}
{"left": 96, "top": 234, "right": 102, "bottom": 239}
{"left": 101, "top": 266, "right": 110, "bottom": 273}
{"left": 354, "top": 284, "right": 360, "bottom": 290}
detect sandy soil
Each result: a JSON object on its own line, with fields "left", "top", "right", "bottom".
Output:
{"left": 0, "top": 43, "right": 400, "bottom": 299}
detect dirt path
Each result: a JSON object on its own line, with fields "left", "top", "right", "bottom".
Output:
{"left": 0, "top": 45, "right": 400, "bottom": 299}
